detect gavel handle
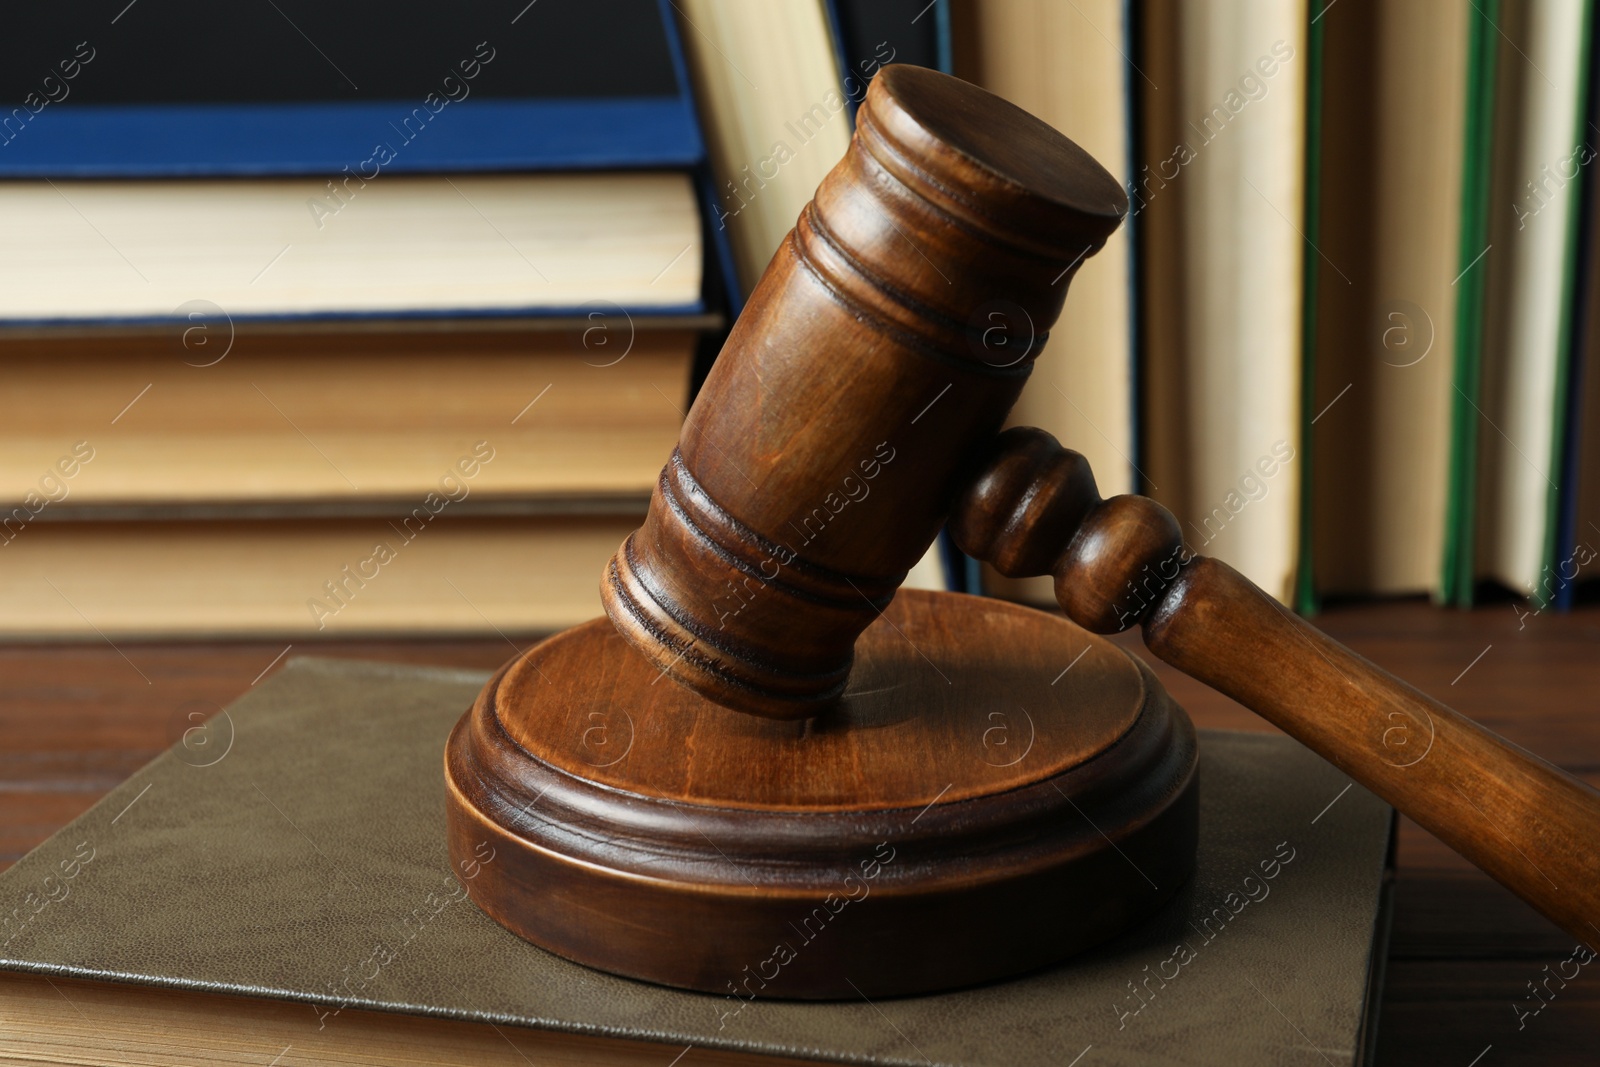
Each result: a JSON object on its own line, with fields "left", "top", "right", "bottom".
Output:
{"left": 954, "top": 427, "right": 1600, "bottom": 944}
{"left": 1147, "top": 556, "right": 1600, "bottom": 942}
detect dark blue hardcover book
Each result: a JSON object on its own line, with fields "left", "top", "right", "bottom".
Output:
{"left": 824, "top": 0, "right": 948, "bottom": 125}
{"left": 1552, "top": 19, "right": 1600, "bottom": 611}
{"left": 0, "top": 0, "right": 702, "bottom": 177}
{"left": 0, "top": 0, "right": 746, "bottom": 328}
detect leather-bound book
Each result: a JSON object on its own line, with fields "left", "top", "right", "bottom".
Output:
{"left": 0, "top": 657, "right": 1394, "bottom": 1067}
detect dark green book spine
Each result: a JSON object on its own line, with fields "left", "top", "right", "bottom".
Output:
{"left": 1294, "top": 3, "right": 1328, "bottom": 617}
{"left": 1442, "top": 0, "right": 1501, "bottom": 606}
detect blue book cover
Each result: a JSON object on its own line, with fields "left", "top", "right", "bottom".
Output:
{"left": 0, "top": 0, "right": 745, "bottom": 327}
{"left": 0, "top": 0, "right": 702, "bottom": 176}
{"left": 1552, "top": 13, "right": 1600, "bottom": 611}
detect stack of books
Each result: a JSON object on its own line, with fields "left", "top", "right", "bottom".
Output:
{"left": 0, "top": 0, "right": 720, "bottom": 637}
{"left": 1, "top": 0, "right": 971, "bottom": 640}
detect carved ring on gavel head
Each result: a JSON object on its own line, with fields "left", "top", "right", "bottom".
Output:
{"left": 445, "top": 65, "right": 1600, "bottom": 999}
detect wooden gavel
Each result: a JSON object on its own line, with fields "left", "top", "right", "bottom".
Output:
{"left": 600, "top": 65, "right": 1600, "bottom": 948}
{"left": 448, "top": 65, "right": 1597, "bottom": 996}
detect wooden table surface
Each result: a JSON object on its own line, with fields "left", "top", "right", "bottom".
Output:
{"left": 1, "top": 599, "right": 1595, "bottom": 1063}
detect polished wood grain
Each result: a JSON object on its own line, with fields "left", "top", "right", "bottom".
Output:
{"left": 602, "top": 64, "right": 1127, "bottom": 719}
{"left": 496, "top": 592, "right": 1146, "bottom": 809}
{"left": 954, "top": 426, "right": 1600, "bottom": 955}
{"left": 1, "top": 601, "right": 1595, "bottom": 1057}
{"left": 446, "top": 589, "right": 1197, "bottom": 997}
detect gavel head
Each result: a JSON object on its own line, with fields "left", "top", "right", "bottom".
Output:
{"left": 602, "top": 65, "right": 1126, "bottom": 718}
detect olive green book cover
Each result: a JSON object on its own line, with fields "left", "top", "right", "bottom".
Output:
{"left": 0, "top": 658, "right": 1394, "bottom": 1066}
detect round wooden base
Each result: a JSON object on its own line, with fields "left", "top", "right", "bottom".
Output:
{"left": 443, "top": 590, "right": 1197, "bottom": 999}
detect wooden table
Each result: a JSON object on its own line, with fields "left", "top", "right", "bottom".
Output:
{"left": 2, "top": 600, "right": 1594, "bottom": 1063}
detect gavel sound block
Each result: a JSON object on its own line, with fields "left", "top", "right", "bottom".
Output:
{"left": 445, "top": 66, "right": 1600, "bottom": 998}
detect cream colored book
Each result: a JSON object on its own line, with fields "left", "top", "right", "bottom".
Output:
{"left": 1142, "top": 0, "right": 1309, "bottom": 605}
{"left": 0, "top": 513, "right": 639, "bottom": 638}
{"left": 1309, "top": 0, "right": 1472, "bottom": 597}
{"left": 0, "top": 323, "right": 698, "bottom": 508}
{"left": 1474, "top": 0, "right": 1590, "bottom": 597}
{"left": 954, "top": 0, "right": 1136, "bottom": 604}
{"left": 0, "top": 173, "right": 701, "bottom": 321}
{"left": 674, "top": 0, "right": 852, "bottom": 295}
{"left": 0, "top": 971, "right": 799, "bottom": 1067}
